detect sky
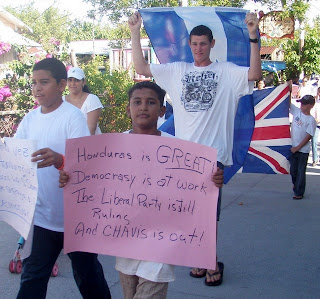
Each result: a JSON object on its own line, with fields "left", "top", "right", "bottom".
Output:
{"left": 3, "top": 0, "right": 320, "bottom": 24}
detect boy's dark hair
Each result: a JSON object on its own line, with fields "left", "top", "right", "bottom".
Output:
{"left": 189, "top": 25, "right": 213, "bottom": 43}
{"left": 33, "top": 58, "right": 67, "bottom": 83}
{"left": 128, "top": 81, "right": 166, "bottom": 107}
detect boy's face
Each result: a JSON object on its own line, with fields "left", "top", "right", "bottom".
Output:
{"left": 300, "top": 102, "right": 314, "bottom": 114}
{"left": 126, "top": 88, "right": 166, "bottom": 130}
{"left": 189, "top": 35, "right": 215, "bottom": 67}
{"left": 32, "top": 70, "right": 66, "bottom": 114}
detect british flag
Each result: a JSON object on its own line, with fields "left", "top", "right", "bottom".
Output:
{"left": 224, "top": 83, "right": 291, "bottom": 183}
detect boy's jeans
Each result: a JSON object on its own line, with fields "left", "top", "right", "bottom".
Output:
{"left": 17, "top": 225, "right": 111, "bottom": 299}
{"left": 290, "top": 151, "right": 309, "bottom": 197}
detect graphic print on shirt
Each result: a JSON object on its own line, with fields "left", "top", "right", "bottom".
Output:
{"left": 181, "top": 71, "right": 218, "bottom": 112}
{"left": 294, "top": 115, "right": 303, "bottom": 128}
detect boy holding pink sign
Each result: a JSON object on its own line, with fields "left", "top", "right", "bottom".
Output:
{"left": 115, "top": 82, "right": 175, "bottom": 299}
{"left": 117, "top": 81, "right": 223, "bottom": 298}
{"left": 60, "top": 81, "right": 223, "bottom": 298}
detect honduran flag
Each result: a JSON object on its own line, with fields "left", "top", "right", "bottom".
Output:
{"left": 140, "top": 6, "right": 251, "bottom": 66}
{"left": 140, "top": 7, "right": 291, "bottom": 183}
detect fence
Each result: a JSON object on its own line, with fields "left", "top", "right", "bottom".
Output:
{"left": 0, "top": 110, "right": 22, "bottom": 137}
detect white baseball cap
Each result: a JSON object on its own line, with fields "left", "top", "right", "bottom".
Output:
{"left": 67, "top": 67, "right": 85, "bottom": 80}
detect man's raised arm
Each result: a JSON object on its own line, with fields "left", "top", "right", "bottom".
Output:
{"left": 245, "top": 12, "right": 262, "bottom": 81}
{"left": 128, "top": 12, "right": 153, "bottom": 78}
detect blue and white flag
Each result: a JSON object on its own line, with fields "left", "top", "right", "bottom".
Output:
{"left": 140, "top": 7, "right": 251, "bottom": 66}
{"left": 141, "top": 8, "right": 290, "bottom": 183}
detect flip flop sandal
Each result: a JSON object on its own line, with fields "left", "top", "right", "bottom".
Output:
{"left": 293, "top": 195, "right": 303, "bottom": 200}
{"left": 189, "top": 268, "right": 207, "bottom": 278}
{"left": 204, "top": 262, "right": 224, "bottom": 286}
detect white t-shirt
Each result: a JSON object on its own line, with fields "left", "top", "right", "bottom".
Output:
{"left": 151, "top": 61, "right": 253, "bottom": 166}
{"left": 15, "top": 101, "right": 90, "bottom": 231}
{"left": 115, "top": 130, "right": 175, "bottom": 283}
{"left": 311, "top": 101, "right": 320, "bottom": 126}
{"left": 63, "top": 94, "right": 103, "bottom": 134}
{"left": 290, "top": 104, "right": 317, "bottom": 153}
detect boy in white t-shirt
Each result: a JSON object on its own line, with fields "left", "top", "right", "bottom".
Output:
{"left": 15, "top": 58, "right": 111, "bottom": 298}
{"left": 290, "top": 94, "right": 317, "bottom": 199}
{"left": 117, "top": 81, "right": 223, "bottom": 298}
{"left": 128, "top": 11, "right": 262, "bottom": 286}
{"left": 59, "top": 81, "right": 224, "bottom": 298}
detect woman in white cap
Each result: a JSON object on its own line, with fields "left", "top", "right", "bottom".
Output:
{"left": 64, "top": 67, "right": 103, "bottom": 135}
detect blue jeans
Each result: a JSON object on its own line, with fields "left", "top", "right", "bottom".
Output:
{"left": 17, "top": 226, "right": 111, "bottom": 299}
{"left": 290, "top": 152, "right": 309, "bottom": 197}
{"left": 311, "top": 127, "right": 319, "bottom": 163}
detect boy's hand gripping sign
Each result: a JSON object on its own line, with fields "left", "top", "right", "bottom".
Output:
{"left": 64, "top": 133, "right": 218, "bottom": 269}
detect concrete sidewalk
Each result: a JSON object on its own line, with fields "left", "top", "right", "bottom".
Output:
{"left": 1, "top": 165, "right": 320, "bottom": 298}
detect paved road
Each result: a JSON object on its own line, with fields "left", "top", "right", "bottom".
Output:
{"left": 1, "top": 164, "right": 320, "bottom": 298}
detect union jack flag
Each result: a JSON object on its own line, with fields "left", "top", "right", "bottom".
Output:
{"left": 224, "top": 83, "right": 291, "bottom": 183}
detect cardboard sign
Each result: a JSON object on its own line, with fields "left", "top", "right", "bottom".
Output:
{"left": 0, "top": 138, "right": 38, "bottom": 238}
{"left": 64, "top": 133, "right": 218, "bottom": 269}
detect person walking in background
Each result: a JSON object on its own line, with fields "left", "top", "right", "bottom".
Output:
{"left": 298, "top": 77, "right": 316, "bottom": 99}
{"left": 128, "top": 10, "right": 261, "bottom": 286}
{"left": 257, "top": 79, "right": 265, "bottom": 90}
{"left": 311, "top": 87, "right": 320, "bottom": 166}
{"left": 64, "top": 67, "right": 103, "bottom": 135}
{"left": 290, "top": 95, "right": 317, "bottom": 200}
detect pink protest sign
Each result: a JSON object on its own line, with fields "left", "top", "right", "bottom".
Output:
{"left": 64, "top": 133, "right": 218, "bottom": 269}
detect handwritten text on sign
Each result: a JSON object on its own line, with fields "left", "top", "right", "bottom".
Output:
{"left": 0, "top": 138, "right": 38, "bottom": 239}
{"left": 64, "top": 133, "right": 218, "bottom": 269}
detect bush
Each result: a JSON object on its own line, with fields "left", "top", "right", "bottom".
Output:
{"left": 81, "top": 56, "right": 134, "bottom": 133}
{"left": 0, "top": 50, "right": 36, "bottom": 136}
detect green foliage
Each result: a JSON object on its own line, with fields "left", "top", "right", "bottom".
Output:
{"left": 67, "top": 20, "right": 111, "bottom": 41}
{"left": 85, "top": 1, "right": 179, "bottom": 23}
{"left": 282, "top": 23, "right": 320, "bottom": 79}
{"left": 0, "top": 51, "right": 38, "bottom": 135}
{"left": 81, "top": 57, "right": 134, "bottom": 133}
{"left": 5, "top": 4, "right": 70, "bottom": 54}
{"left": 191, "top": 0, "right": 245, "bottom": 7}
{"left": 287, "top": 0, "right": 310, "bottom": 23}
{"left": 106, "top": 22, "right": 132, "bottom": 48}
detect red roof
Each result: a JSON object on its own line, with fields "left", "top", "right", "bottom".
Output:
{"left": 260, "top": 46, "right": 278, "bottom": 55}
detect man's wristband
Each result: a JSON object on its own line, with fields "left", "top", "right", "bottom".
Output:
{"left": 57, "top": 155, "right": 65, "bottom": 170}
{"left": 249, "top": 38, "right": 259, "bottom": 43}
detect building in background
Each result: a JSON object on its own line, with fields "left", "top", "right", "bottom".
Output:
{"left": 0, "top": 6, "right": 42, "bottom": 78}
